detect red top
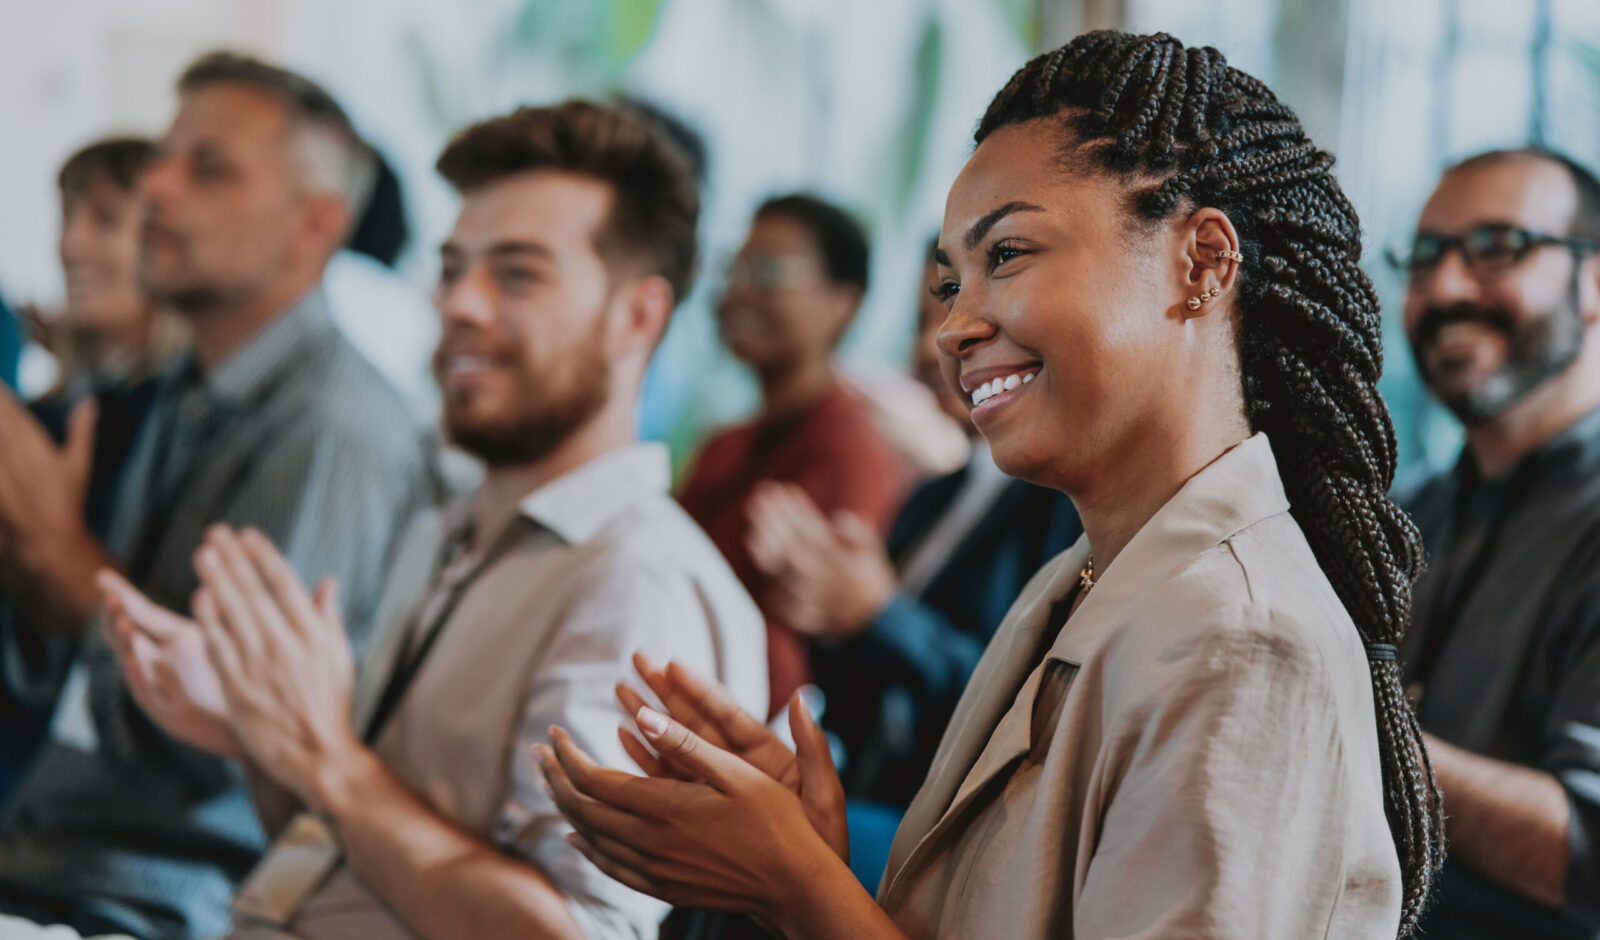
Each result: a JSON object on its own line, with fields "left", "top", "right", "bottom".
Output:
{"left": 679, "top": 380, "right": 905, "bottom": 719}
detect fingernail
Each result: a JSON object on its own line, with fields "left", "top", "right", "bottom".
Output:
{"left": 636, "top": 707, "right": 669, "bottom": 735}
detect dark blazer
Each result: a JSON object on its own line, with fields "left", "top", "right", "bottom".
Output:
{"left": 811, "top": 464, "right": 1082, "bottom": 808}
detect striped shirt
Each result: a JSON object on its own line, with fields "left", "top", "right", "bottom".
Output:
{"left": 0, "top": 290, "right": 438, "bottom": 940}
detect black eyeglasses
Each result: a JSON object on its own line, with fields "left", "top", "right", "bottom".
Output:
{"left": 1387, "top": 224, "right": 1600, "bottom": 279}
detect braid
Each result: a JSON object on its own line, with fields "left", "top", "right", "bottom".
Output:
{"left": 977, "top": 31, "right": 1444, "bottom": 935}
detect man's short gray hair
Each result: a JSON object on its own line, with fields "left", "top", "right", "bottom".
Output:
{"left": 178, "top": 51, "right": 377, "bottom": 216}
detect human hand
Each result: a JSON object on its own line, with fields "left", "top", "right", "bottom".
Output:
{"left": 615, "top": 654, "right": 791, "bottom": 776}
{"left": 192, "top": 525, "right": 360, "bottom": 812}
{"left": 745, "top": 482, "right": 896, "bottom": 641}
{"left": 612, "top": 654, "right": 848, "bottom": 861}
{"left": 539, "top": 690, "right": 848, "bottom": 922}
{"left": 0, "top": 391, "right": 104, "bottom": 625}
{"left": 98, "top": 568, "right": 240, "bottom": 759}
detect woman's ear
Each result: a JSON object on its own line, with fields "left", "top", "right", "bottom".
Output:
{"left": 1179, "top": 207, "right": 1243, "bottom": 320}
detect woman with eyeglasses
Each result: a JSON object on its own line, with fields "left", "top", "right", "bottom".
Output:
{"left": 677, "top": 194, "right": 904, "bottom": 722}
{"left": 543, "top": 30, "right": 1444, "bottom": 939}
{"left": 1387, "top": 148, "right": 1600, "bottom": 938}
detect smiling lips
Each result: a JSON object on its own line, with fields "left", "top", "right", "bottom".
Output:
{"left": 969, "top": 369, "right": 1037, "bottom": 406}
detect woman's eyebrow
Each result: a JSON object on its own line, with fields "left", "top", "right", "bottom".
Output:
{"left": 964, "top": 201, "right": 1046, "bottom": 251}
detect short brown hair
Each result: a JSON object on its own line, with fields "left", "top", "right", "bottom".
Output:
{"left": 177, "top": 50, "right": 375, "bottom": 210}
{"left": 58, "top": 137, "right": 157, "bottom": 201}
{"left": 436, "top": 100, "right": 701, "bottom": 304}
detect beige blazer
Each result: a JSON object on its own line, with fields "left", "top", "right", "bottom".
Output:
{"left": 878, "top": 434, "right": 1401, "bottom": 939}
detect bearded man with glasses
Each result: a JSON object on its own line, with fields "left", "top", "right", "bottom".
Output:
{"left": 1394, "top": 148, "right": 1600, "bottom": 940}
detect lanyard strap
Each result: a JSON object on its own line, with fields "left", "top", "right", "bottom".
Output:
{"left": 362, "top": 516, "right": 532, "bottom": 744}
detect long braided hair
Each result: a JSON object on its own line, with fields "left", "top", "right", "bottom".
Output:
{"left": 974, "top": 31, "right": 1443, "bottom": 934}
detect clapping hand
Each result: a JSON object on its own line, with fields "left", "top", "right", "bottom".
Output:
{"left": 0, "top": 390, "right": 105, "bottom": 626}
{"left": 98, "top": 568, "right": 240, "bottom": 759}
{"left": 190, "top": 525, "right": 358, "bottom": 812}
{"left": 745, "top": 482, "right": 896, "bottom": 641}
{"left": 538, "top": 656, "right": 849, "bottom": 920}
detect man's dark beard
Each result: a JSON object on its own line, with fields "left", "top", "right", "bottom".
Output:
{"left": 441, "top": 335, "right": 612, "bottom": 467}
{"left": 1409, "top": 272, "right": 1584, "bottom": 427}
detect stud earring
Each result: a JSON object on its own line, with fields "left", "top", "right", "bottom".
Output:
{"left": 1219, "top": 249, "right": 1243, "bottom": 262}
{"left": 1187, "top": 286, "right": 1221, "bottom": 311}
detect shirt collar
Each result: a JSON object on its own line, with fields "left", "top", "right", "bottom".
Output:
{"left": 168, "top": 288, "right": 336, "bottom": 407}
{"left": 518, "top": 442, "right": 672, "bottom": 544}
{"left": 1471, "top": 401, "right": 1600, "bottom": 489}
{"left": 1078, "top": 432, "right": 1289, "bottom": 616}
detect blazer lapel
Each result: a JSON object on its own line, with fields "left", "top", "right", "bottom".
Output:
{"left": 881, "top": 434, "right": 1297, "bottom": 906}
{"left": 887, "top": 466, "right": 969, "bottom": 562}
{"left": 916, "top": 478, "right": 1035, "bottom": 598}
{"left": 881, "top": 541, "right": 1087, "bottom": 899}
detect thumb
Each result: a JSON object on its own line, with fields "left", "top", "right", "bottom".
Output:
{"left": 635, "top": 706, "right": 757, "bottom": 793}
{"left": 788, "top": 691, "right": 841, "bottom": 796}
{"left": 789, "top": 691, "right": 848, "bottom": 861}
{"left": 65, "top": 398, "right": 98, "bottom": 489}
{"left": 313, "top": 578, "right": 341, "bottom": 624}
{"left": 831, "top": 510, "right": 879, "bottom": 550}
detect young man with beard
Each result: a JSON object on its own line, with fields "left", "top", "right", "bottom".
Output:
{"left": 99, "top": 100, "right": 766, "bottom": 940}
{"left": 0, "top": 53, "right": 434, "bottom": 940}
{"left": 1396, "top": 148, "right": 1600, "bottom": 939}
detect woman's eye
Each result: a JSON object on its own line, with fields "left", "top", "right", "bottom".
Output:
{"left": 987, "top": 242, "right": 1028, "bottom": 270}
{"left": 930, "top": 281, "right": 960, "bottom": 303}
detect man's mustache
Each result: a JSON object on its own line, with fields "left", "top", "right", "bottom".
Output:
{"left": 1410, "top": 304, "right": 1518, "bottom": 348}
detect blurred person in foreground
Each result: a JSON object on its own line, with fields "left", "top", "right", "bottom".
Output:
{"left": 100, "top": 99, "right": 767, "bottom": 940}
{"left": 0, "top": 137, "right": 187, "bottom": 801}
{"left": 678, "top": 195, "right": 903, "bottom": 720}
{"left": 741, "top": 241, "right": 1081, "bottom": 889}
{"left": 1394, "top": 148, "right": 1600, "bottom": 939}
{"left": 0, "top": 52, "right": 434, "bottom": 940}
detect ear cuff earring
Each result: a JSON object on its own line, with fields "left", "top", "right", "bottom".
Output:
{"left": 1187, "top": 250, "right": 1243, "bottom": 309}
{"left": 1186, "top": 286, "right": 1221, "bottom": 311}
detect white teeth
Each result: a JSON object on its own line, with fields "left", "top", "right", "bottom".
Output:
{"left": 968, "top": 370, "right": 1038, "bottom": 406}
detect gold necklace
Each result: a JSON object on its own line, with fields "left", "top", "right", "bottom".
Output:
{"left": 1078, "top": 555, "right": 1096, "bottom": 594}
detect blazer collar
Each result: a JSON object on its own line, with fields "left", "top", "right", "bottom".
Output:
{"left": 881, "top": 433, "right": 1291, "bottom": 902}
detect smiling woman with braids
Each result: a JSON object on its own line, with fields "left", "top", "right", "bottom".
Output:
{"left": 539, "top": 30, "right": 1444, "bottom": 939}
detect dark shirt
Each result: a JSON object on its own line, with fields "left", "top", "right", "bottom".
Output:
{"left": 811, "top": 463, "right": 1081, "bottom": 807}
{"left": 678, "top": 380, "right": 904, "bottom": 719}
{"left": 1401, "top": 405, "right": 1600, "bottom": 939}
{"left": 0, "top": 291, "right": 438, "bottom": 940}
